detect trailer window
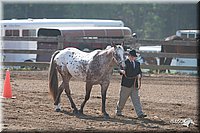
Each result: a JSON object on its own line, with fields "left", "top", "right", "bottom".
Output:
{"left": 22, "top": 29, "right": 36, "bottom": 36}
{"left": 181, "top": 33, "right": 187, "bottom": 38}
{"left": 5, "top": 30, "right": 19, "bottom": 36}
{"left": 189, "top": 34, "right": 195, "bottom": 38}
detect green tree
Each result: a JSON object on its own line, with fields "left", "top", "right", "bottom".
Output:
{"left": 3, "top": 3, "right": 197, "bottom": 39}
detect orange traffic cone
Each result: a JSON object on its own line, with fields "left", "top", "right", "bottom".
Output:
{"left": 1, "top": 70, "right": 15, "bottom": 98}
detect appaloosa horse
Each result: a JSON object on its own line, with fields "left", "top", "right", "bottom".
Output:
{"left": 48, "top": 44, "right": 125, "bottom": 118}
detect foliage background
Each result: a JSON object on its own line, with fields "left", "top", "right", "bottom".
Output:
{"left": 3, "top": 3, "right": 198, "bottom": 39}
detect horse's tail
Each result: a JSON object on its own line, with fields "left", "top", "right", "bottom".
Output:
{"left": 48, "top": 50, "right": 60, "bottom": 101}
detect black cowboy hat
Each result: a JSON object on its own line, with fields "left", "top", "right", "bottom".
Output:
{"left": 129, "top": 49, "right": 137, "bottom": 57}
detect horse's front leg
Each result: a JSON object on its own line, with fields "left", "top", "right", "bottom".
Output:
{"left": 79, "top": 82, "right": 93, "bottom": 114}
{"left": 100, "top": 82, "right": 110, "bottom": 119}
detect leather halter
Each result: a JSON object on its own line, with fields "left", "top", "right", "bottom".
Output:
{"left": 112, "top": 51, "right": 125, "bottom": 67}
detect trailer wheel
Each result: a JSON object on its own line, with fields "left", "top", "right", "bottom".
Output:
{"left": 21, "top": 60, "right": 37, "bottom": 70}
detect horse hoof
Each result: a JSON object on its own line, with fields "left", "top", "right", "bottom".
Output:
{"left": 73, "top": 109, "right": 78, "bottom": 114}
{"left": 103, "top": 114, "right": 110, "bottom": 119}
{"left": 78, "top": 110, "right": 83, "bottom": 115}
{"left": 55, "top": 108, "right": 61, "bottom": 112}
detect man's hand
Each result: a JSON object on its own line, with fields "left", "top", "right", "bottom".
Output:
{"left": 119, "top": 70, "right": 125, "bottom": 75}
{"left": 137, "top": 74, "right": 142, "bottom": 78}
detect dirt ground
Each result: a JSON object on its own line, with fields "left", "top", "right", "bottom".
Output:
{"left": 1, "top": 70, "right": 199, "bottom": 132}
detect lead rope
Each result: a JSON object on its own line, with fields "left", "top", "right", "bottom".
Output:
{"left": 124, "top": 74, "right": 142, "bottom": 90}
{"left": 133, "top": 76, "right": 141, "bottom": 90}
{"left": 138, "top": 76, "right": 142, "bottom": 90}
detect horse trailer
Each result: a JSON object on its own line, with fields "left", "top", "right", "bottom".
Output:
{"left": 175, "top": 30, "right": 199, "bottom": 74}
{"left": 1, "top": 18, "right": 124, "bottom": 63}
{"left": 37, "top": 26, "right": 133, "bottom": 62}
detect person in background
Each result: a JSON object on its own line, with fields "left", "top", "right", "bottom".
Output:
{"left": 116, "top": 49, "right": 147, "bottom": 118}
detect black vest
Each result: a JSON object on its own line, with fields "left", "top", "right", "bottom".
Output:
{"left": 121, "top": 59, "right": 142, "bottom": 88}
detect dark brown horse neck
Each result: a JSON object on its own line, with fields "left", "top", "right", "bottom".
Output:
{"left": 165, "top": 35, "right": 183, "bottom": 41}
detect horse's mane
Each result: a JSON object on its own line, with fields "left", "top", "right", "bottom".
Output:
{"left": 105, "top": 45, "right": 112, "bottom": 50}
{"left": 91, "top": 46, "right": 114, "bottom": 64}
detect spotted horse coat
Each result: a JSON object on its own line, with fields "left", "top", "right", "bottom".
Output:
{"left": 48, "top": 44, "right": 125, "bottom": 118}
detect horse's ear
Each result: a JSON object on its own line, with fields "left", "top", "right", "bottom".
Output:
{"left": 111, "top": 42, "right": 117, "bottom": 48}
{"left": 121, "top": 41, "right": 125, "bottom": 46}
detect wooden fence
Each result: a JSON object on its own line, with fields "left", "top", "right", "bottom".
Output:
{"left": 1, "top": 36, "right": 198, "bottom": 72}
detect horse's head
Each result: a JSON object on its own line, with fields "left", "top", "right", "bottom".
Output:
{"left": 111, "top": 42, "right": 126, "bottom": 68}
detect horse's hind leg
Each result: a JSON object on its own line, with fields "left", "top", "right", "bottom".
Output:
{"left": 165, "top": 58, "right": 173, "bottom": 73}
{"left": 79, "top": 83, "right": 93, "bottom": 114}
{"left": 57, "top": 68, "right": 77, "bottom": 113}
{"left": 54, "top": 82, "right": 65, "bottom": 112}
{"left": 64, "top": 81, "right": 78, "bottom": 114}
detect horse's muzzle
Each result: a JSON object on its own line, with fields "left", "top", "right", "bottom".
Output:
{"left": 119, "top": 61, "right": 126, "bottom": 68}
